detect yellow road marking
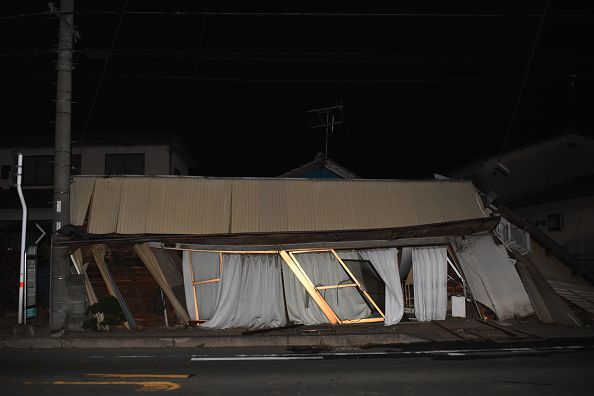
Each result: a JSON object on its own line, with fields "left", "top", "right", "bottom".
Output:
{"left": 52, "top": 380, "right": 181, "bottom": 392}
{"left": 86, "top": 373, "right": 190, "bottom": 379}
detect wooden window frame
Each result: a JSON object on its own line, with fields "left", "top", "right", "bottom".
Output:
{"left": 286, "top": 249, "right": 385, "bottom": 324}
{"left": 187, "top": 252, "right": 224, "bottom": 322}
{"left": 164, "top": 246, "right": 388, "bottom": 325}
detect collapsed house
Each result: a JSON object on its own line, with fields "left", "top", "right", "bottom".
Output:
{"left": 58, "top": 175, "right": 592, "bottom": 330}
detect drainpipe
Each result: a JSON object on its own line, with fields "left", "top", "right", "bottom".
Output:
{"left": 16, "top": 153, "right": 28, "bottom": 325}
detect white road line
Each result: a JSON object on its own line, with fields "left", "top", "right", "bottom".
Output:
{"left": 88, "top": 355, "right": 180, "bottom": 359}
{"left": 191, "top": 356, "right": 324, "bottom": 361}
{"left": 328, "top": 351, "right": 389, "bottom": 356}
{"left": 190, "top": 345, "right": 585, "bottom": 362}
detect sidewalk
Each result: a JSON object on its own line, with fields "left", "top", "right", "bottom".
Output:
{"left": 2, "top": 317, "right": 594, "bottom": 349}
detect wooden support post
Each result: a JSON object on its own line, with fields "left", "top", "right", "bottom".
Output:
{"left": 91, "top": 244, "right": 134, "bottom": 329}
{"left": 279, "top": 250, "right": 340, "bottom": 325}
{"left": 134, "top": 243, "right": 190, "bottom": 325}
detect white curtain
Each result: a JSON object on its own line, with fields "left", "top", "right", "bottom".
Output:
{"left": 182, "top": 251, "right": 221, "bottom": 321}
{"left": 283, "top": 252, "right": 371, "bottom": 324}
{"left": 358, "top": 249, "right": 404, "bottom": 326}
{"left": 282, "top": 257, "right": 329, "bottom": 325}
{"left": 412, "top": 247, "right": 448, "bottom": 321}
{"left": 203, "top": 254, "right": 287, "bottom": 330}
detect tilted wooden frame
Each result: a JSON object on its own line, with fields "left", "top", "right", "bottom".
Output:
{"left": 279, "top": 250, "right": 341, "bottom": 324}
{"left": 162, "top": 246, "right": 388, "bottom": 326}
{"left": 187, "top": 252, "right": 224, "bottom": 321}
{"left": 287, "top": 249, "right": 386, "bottom": 323}
{"left": 330, "top": 249, "right": 386, "bottom": 319}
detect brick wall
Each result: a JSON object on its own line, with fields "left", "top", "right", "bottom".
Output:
{"left": 85, "top": 247, "right": 175, "bottom": 329}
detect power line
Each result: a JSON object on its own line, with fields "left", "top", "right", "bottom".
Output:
{"left": 484, "top": 0, "right": 551, "bottom": 191}
{"left": 0, "top": 11, "right": 51, "bottom": 20}
{"left": 2, "top": 10, "right": 594, "bottom": 20}
{"left": 6, "top": 48, "right": 592, "bottom": 69}
{"left": 74, "top": 72, "right": 564, "bottom": 84}
{"left": 6, "top": 70, "right": 589, "bottom": 82}
{"left": 177, "top": 0, "right": 208, "bottom": 127}
{"left": 71, "top": 10, "right": 594, "bottom": 18}
{"left": 78, "top": 0, "right": 129, "bottom": 149}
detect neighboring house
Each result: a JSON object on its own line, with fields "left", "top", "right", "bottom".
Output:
{"left": 449, "top": 133, "right": 594, "bottom": 259}
{"left": 280, "top": 153, "right": 359, "bottom": 179}
{"left": 0, "top": 133, "right": 195, "bottom": 246}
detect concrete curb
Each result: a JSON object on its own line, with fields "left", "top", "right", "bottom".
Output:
{"left": 0, "top": 333, "right": 428, "bottom": 349}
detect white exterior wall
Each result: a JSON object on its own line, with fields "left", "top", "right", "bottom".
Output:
{"left": 0, "top": 144, "right": 191, "bottom": 223}
{"left": 171, "top": 150, "right": 189, "bottom": 175}
{"left": 515, "top": 196, "right": 594, "bottom": 258}
{"left": 80, "top": 145, "right": 170, "bottom": 175}
{"left": 0, "top": 144, "right": 186, "bottom": 181}
{"left": 0, "top": 147, "right": 69, "bottom": 190}
{"left": 451, "top": 134, "right": 594, "bottom": 203}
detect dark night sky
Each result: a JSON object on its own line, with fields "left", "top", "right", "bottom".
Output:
{"left": 2, "top": 1, "right": 594, "bottom": 178}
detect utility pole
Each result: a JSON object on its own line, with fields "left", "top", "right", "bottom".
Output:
{"left": 50, "top": 0, "right": 74, "bottom": 331}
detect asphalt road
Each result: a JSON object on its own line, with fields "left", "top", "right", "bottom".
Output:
{"left": 1, "top": 346, "right": 593, "bottom": 395}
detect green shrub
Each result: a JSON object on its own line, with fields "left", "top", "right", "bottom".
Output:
{"left": 83, "top": 296, "right": 126, "bottom": 331}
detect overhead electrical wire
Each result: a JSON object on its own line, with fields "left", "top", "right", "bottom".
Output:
{"left": 484, "top": 0, "right": 551, "bottom": 191}
{"left": 72, "top": 73, "right": 571, "bottom": 84}
{"left": 5, "top": 47, "right": 589, "bottom": 70}
{"left": 1, "top": 10, "right": 593, "bottom": 20}
{"left": 71, "top": 11, "right": 562, "bottom": 18}
{"left": 78, "top": 0, "right": 129, "bottom": 149}
{"left": 5, "top": 70, "right": 588, "bottom": 83}
{"left": 0, "top": 11, "right": 53, "bottom": 20}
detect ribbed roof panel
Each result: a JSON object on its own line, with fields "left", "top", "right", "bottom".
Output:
{"left": 76, "top": 176, "right": 486, "bottom": 235}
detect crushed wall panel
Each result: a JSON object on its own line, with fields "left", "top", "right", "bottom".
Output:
{"left": 70, "top": 177, "right": 97, "bottom": 225}
{"left": 116, "top": 177, "right": 151, "bottom": 234}
{"left": 87, "top": 178, "right": 123, "bottom": 234}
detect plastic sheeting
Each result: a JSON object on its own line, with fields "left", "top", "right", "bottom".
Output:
{"left": 202, "top": 254, "right": 287, "bottom": 330}
{"left": 454, "top": 235, "right": 534, "bottom": 320}
{"left": 285, "top": 252, "right": 371, "bottom": 324}
{"left": 412, "top": 247, "right": 448, "bottom": 321}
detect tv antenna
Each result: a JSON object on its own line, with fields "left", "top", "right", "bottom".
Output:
{"left": 307, "top": 103, "right": 344, "bottom": 158}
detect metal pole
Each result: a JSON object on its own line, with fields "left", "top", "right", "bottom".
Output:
{"left": 16, "top": 154, "right": 28, "bottom": 325}
{"left": 324, "top": 112, "right": 329, "bottom": 158}
{"left": 160, "top": 289, "right": 169, "bottom": 328}
{"left": 50, "top": 0, "right": 74, "bottom": 331}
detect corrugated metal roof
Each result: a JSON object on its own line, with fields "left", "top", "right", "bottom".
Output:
{"left": 548, "top": 280, "right": 594, "bottom": 315}
{"left": 74, "top": 176, "right": 487, "bottom": 235}
{"left": 87, "top": 178, "right": 122, "bottom": 234}
{"left": 70, "top": 177, "right": 96, "bottom": 226}
{"left": 528, "top": 239, "right": 590, "bottom": 286}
